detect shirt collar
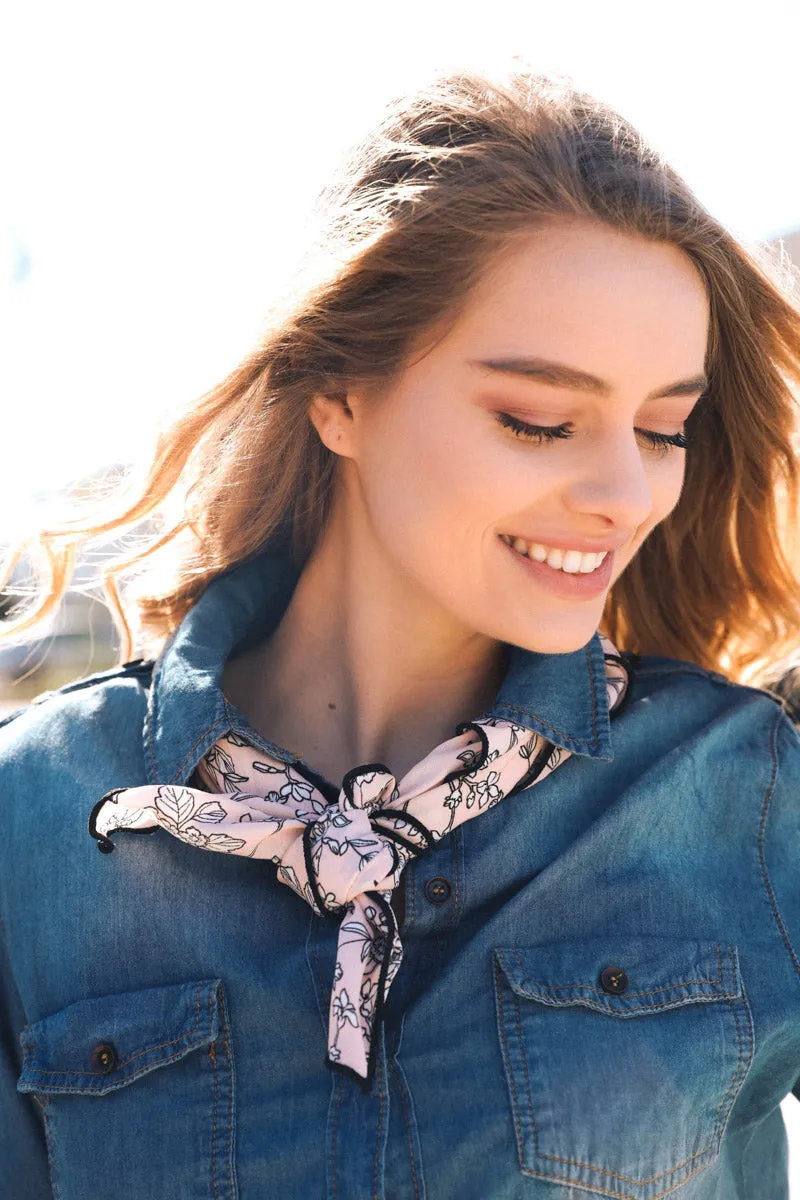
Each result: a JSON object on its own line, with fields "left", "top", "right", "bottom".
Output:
{"left": 144, "top": 536, "right": 615, "bottom": 786}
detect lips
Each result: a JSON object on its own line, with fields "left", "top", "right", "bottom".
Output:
{"left": 500, "top": 534, "right": 614, "bottom": 599}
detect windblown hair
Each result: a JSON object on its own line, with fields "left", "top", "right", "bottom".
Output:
{"left": 2, "top": 68, "right": 800, "bottom": 685}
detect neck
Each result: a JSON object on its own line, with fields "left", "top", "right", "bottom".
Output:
{"left": 222, "top": 514, "right": 511, "bottom": 789}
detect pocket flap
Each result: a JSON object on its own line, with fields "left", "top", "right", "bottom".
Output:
{"left": 494, "top": 937, "right": 740, "bottom": 1016}
{"left": 17, "top": 979, "right": 222, "bottom": 1096}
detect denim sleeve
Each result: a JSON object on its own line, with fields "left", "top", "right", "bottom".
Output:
{"left": 766, "top": 711, "right": 800, "bottom": 1102}
{"left": 0, "top": 915, "right": 53, "bottom": 1199}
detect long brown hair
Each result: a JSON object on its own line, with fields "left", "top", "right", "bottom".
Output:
{"left": 3, "top": 68, "right": 800, "bottom": 685}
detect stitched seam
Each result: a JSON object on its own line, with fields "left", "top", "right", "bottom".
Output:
{"left": 40, "top": 1095, "right": 62, "bottom": 1200}
{"left": 586, "top": 643, "right": 599, "bottom": 745}
{"left": 448, "top": 832, "right": 460, "bottom": 928}
{"left": 494, "top": 957, "right": 526, "bottom": 1168}
{"left": 507, "top": 946, "right": 724, "bottom": 1000}
{"left": 170, "top": 719, "right": 231, "bottom": 784}
{"left": 26, "top": 981, "right": 204, "bottom": 1076}
{"left": 492, "top": 703, "right": 597, "bottom": 751}
{"left": 512, "top": 981, "right": 537, "bottom": 1155}
{"left": 713, "top": 950, "right": 746, "bottom": 1147}
{"left": 758, "top": 710, "right": 800, "bottom": 979}
{"left": 309, "top": 915, "right": 324, "bottom": 1031}
{"left": 373, "top": 1051, "right": 385, "bottom": 1200}
{"left": 518, "top": 1160, "right": 715, "bottom": 1199}
{"left": 210, "top": 986, "right": 219, "bottom": 1200}
{"left": 330, "top": 1072, "right": 344, "bottom": 1200}
{"left": 388, "top": 1057, "right": 421, "bottom": 1200}
{"left": 222, "top": 992, "right": 235, "bottom": 1197}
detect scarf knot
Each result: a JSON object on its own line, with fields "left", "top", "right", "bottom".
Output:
{"left": 303, "top": 776, "right": 411, "bottom": 916}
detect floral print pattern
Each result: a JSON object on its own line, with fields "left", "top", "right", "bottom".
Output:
{"left": 91, "top": 636, "right": 627, "bottom": 1086}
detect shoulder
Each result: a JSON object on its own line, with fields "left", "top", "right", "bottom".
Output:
{"left": 616, "top": 650, "right": 800, "bottom": 774}
{"left": 0, "top": 657, "right": 154, "bottom": 736}
{"left": 622, "top": 650, "right": 790, "bottom": 720}
{"left": 0, "top": 659, "right": 155, "bottom": 860}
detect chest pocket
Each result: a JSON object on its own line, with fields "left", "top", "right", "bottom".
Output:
{"left": 493, "top": 937, "right": 754, "bottom": 1200}
{"left": 17, "top": 978, "right": 236, "bottom": 1200}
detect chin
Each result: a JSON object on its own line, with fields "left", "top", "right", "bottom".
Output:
{"left": 514, "top": 620, "right": 603, "bottom": 656}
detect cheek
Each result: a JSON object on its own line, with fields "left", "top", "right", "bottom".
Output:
{"left": 620, "top": 457, "right": 686, "bottom": 570}
{"left": 366, "top": 407, "right": 497, "bottom": 533}
{"left": 652, "top": 456, "right": 688, "bottom": 522}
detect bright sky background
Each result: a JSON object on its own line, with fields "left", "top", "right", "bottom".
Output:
{"left": 2, "top": 0, "right": 800, "bottom": 539}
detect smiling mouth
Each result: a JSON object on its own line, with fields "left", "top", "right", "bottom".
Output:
{"left": 499, "top": 533, "right": 609, "bottom": 575}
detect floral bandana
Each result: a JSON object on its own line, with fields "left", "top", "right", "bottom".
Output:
{"left": 90, "top": 636, "right": 627, "bottom": 1091}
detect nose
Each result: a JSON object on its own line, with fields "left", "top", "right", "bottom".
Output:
{"left": 564, "top": 431, "right": 655, "bottom": 530}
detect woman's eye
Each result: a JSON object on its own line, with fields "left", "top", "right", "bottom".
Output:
{"left": 495, "top": 412, "right": 692, "bottom": 454}
{"left": 495, "top": 413, "right": 573, "bottom": 442}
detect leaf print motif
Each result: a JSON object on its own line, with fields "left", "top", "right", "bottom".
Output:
{"left": 296, "top": 795, "right": 328, "bottom": 823}
{"left": 204, "top": 832, "right": 248, "bottom": 852}
{"left": 281, "top": 776, "right": 317, "bottom": 804}
{"left": 346, "top": 838, "right": 382, "bottom": 868}
{"left": 456, "top": 745, "right": 480, "bottom": 770}
{"left": 251, "top": 760, "right": 285, "bottom": 776}
{"left": 208, "top": 745, "right": 236, "bottom": 775}
{"left": 340, "top": 920, "right": 375, "bottom": 962}
{"left": 205, "top": 745, "right": 250, "bottom": 790}
{"left": 112, "top": 807, "right": 150, "bottom": 830}
{"left": 155, "top": 786, "right": 196, "bottom": 828}
{"left": 193, "top": 801, "right": 228, "bottom": 823}
{"left": 518, "top": 733, "right": 541, "bottom": 761}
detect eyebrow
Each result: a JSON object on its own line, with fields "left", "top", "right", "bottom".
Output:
{"left": 472, "top": 357, "right": 708, "bottom": 401}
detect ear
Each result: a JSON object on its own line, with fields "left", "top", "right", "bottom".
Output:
{"left": 308, "top": 390, "right": 359, "bottom": 458}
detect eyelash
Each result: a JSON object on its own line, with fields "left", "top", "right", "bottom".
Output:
{"left": 495, "top": 412, "right": 692, "bottom": 454}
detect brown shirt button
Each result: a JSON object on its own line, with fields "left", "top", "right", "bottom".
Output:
{"left": 90, "top": 1042, "right": 118, "bottom": 1072}
{"left": 424, "top": 876, "right": 452, "bottom": 904}
{"left": 598, "top": 966, "right": 629, "bottom": 994}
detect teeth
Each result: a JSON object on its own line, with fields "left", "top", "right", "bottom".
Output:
{"left": 502, "top": 534, "right": 608, "bottom": 575}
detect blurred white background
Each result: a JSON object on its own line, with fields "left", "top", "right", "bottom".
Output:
{"left": 1, "top": 0, "right": 799, "bottom": 1180}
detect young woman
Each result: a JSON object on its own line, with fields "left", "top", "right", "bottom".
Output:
{"left": 1, "top": 68, "right": 799, "bottom": 1200}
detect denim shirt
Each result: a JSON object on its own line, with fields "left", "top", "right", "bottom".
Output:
{"left": 1, "top": 537, "right": 799, "bottom": 1200}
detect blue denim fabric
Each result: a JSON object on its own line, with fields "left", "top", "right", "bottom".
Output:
{"left": 1, "top": 535, "right": 799, "bottom": 1199}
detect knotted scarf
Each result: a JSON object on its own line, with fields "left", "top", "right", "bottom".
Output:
{"left": 90, "top": 635, "right": 628, "bottom": 1090}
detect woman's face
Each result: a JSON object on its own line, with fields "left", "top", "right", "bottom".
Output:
{"left": 326, "top": 217, "right": 710, "bottom": 655}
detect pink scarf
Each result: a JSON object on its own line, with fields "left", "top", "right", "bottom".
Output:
{"left": 90, "top": 635, "right": 627, "bottom": 1090}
